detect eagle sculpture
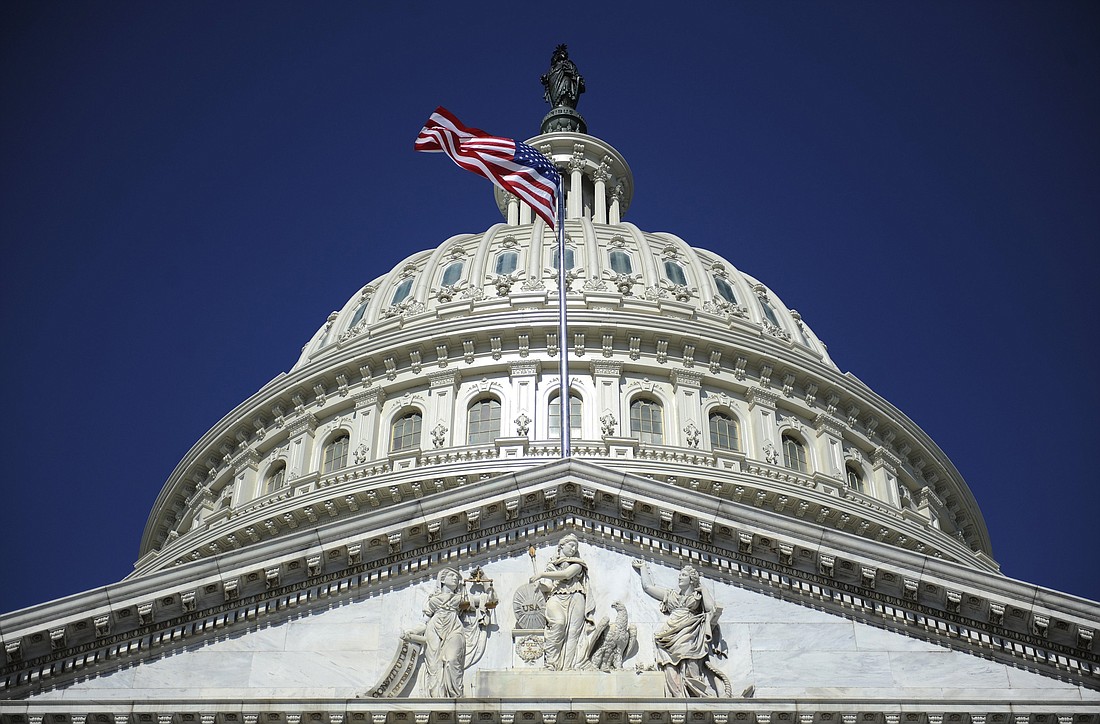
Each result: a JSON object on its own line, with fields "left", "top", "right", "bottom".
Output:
{"left": 584, "top": 601, "right": 637, "bottom": 671}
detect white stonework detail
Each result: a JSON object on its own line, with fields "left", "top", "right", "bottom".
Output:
{"left": 16, "top": 545, "right": 1052, "bottom": 701}
{"left": 632, "top": 560, "right": 730, "bottom": 697}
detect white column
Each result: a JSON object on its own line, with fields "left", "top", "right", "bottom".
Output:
{"left": 568, "top": 143, "right": 585, "bottom": 219}
{"left": 569, "top": 168, "right": 584, "bottom": 219}
{"left": 609, "top": 183, "right": 624, "bottom": 224}
{"left": 505, "top": 193, "right": 519, "bottom": 226}
{"left": 593, "top": 164, "right": 610, "bottom": 224}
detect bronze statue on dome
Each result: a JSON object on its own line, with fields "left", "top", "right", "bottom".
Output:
{"left": 541, "top": 44, "right": 585, "bottom": 110}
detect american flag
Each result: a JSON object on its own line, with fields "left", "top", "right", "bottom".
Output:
{"left": 415, "top": 107, "right": 561, "bottom": 229}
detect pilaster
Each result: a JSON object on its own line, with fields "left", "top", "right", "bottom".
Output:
{"left": 670, "top": 368, "right": 703, "bottom": 448}
{"left": 747, "top": 386, "right": 780, "bottom": 463}
{"left": 352, "top": 388, "right": 386, "bottom": 464}
{"left": 230, "top": 449, "right": 261, "bottom": 507}
{"left": 814, "top": 412, "right": 846, "bottom": 478}
{"left": 425, "top": 370, "right": 461, "bottom": 450}
{"left": 508, "top": 361, "right": 540, "bottom": 437}
{"left": 873, "top": 445, "right": 903, "bottom": 506}
{"left": 590, "top": 359, "right": 623, "bottom": 439}
{"left": 285, "top": 413, "right": 318, "bottom": 479}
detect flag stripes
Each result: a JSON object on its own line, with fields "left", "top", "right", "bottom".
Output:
{"left": 415, "top": 107, "right": 560, "bottom": 229}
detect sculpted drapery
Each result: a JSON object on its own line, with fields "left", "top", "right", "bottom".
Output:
{"left": 540, "top": 44, "right": 585, "bottom": 110}
{"left": 401, "top": 568, "right": 492, "bottom": 697}
{"left": 633, "top": 561, "right": 720, "bottom": 697}
{"left": 530, "top": 534, "right": 594, "bottom": 670}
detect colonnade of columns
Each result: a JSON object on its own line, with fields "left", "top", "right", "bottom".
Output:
{"left": 502, "top": 138, "right": 628, "bottom": 226}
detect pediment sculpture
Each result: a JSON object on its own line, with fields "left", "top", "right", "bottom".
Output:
{"left": 633, "top": 559, "right": 733, "bottom": 697}
{"left": 365, "top": 567, "right": 496, "bottom": 698}
{"left": 369, "top": 536, "right": 740, "bottom": 699}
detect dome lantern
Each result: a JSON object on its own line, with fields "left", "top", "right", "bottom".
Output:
{"left": 496, "top": 47, "right": 633, "bottom": 225}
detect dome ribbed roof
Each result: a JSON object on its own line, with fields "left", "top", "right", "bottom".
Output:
{"left": 294, "top": 218, "right": 836, "bottom": 374}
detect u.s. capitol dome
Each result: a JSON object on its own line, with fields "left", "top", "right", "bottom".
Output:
{"left": 136, "top": 122, "right": 995, "bottom": 579}
{"left": 6, "top": 47, "right": 1098, "bottom": 717}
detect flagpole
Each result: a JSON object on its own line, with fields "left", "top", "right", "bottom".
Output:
{"left": 556, "top": 181, "right": 570, "bottom": 458}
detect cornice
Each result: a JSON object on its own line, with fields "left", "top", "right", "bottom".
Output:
{"left": 4, "top": 460, "right": 1096, "bottom": 700}
{"left": 1, "top": 699, "right": 1098, "bottom": 724}
{"left": 142, "top": 443, "right": 980, "bottom": 579}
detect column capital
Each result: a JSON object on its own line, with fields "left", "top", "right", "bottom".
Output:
{"left": 590, "top": 359, "right": 623, "bottom": 377}
{"left": 509, "top": 360, "right": 541, "bottom": 378}
{"left": 354, "top": 387, "right": 386, "bottom": 409}
{"left": 287, "top": 413, "right": 318, "bottom": 437}
{"left": 872, "top": 445, "right": 902, "bottom": 473}
{"left": 670, "top": 368, "right": 704, "bottom": 388}
{"left": 747, "top": 386, "right": 778, "bottom": 410}
{"left": 232, "top": 448, "right": 261, "bottom": 474}
{"left": 814, "top": 412, "right": 845, "bottom": 436}
{"left": 429, "top": 369, "right": 462, "bottom": 388}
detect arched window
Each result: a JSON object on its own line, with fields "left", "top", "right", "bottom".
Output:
{"left": 782, "top": 433, "right": 808, "bottom": 473}
{"left": 391, "top": 410, "right": 423, "bottom": 452}
{"left": 440, "top": 261, "right": 464, "bottom": 287}
{"left": 494, "top": 252, "right": 518, "bottom": 276}
{"left": 714, "top": 276, "right": 738, "bottom": 304}
{"left": 708, "top": 411, "right": 741, "bottom": 452}
{"left": 323, "top": 433, "right": 350, "bottom": 473}
{"left": 759, "top": 299, "right": 781, "bottom": 327}
{"left": 391, "top": 278, "right": 414, "bottom": 305}
{"left": 549, "top": 393, "right": 582, "bottom": 439}
{"left": 264, "top": 463, "right": 286, "bottom": 494}
{"left": 663, "top": 260, "right": 687, "bottom": 286}
{"left": 467, "top": 397, "right": 501, "bottom": 445}
{"left": 630, "top": 397, "right": 664, "bottom": 444}
{"left": 348, "top": 300, "right": 369, "bottom": 327}
{"left": 611, "top": 248, "right": 638, "bottom": 270}
{"left": 550, "top": 247, "right": 575, "bottom": 270}
{"left": 845, "top": 464, "right": 865, "bottom": 493}
{"left": 609, "top": 250, "right": 633, "bottom": 274}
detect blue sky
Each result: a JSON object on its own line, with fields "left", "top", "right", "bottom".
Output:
{"left": 1, "top": 2, "right": 1098, "bottom": 613}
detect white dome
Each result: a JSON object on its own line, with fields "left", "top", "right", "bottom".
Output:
{"left": 137, "top": 131, "right": 993, "bottom": 580}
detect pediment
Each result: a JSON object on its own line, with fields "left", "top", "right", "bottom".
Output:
{"left": 21, "top": 542, "right": 1099, "bottom": 706}
{"left": 3, "top": 459, "right": 1098, "bottom": 717}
